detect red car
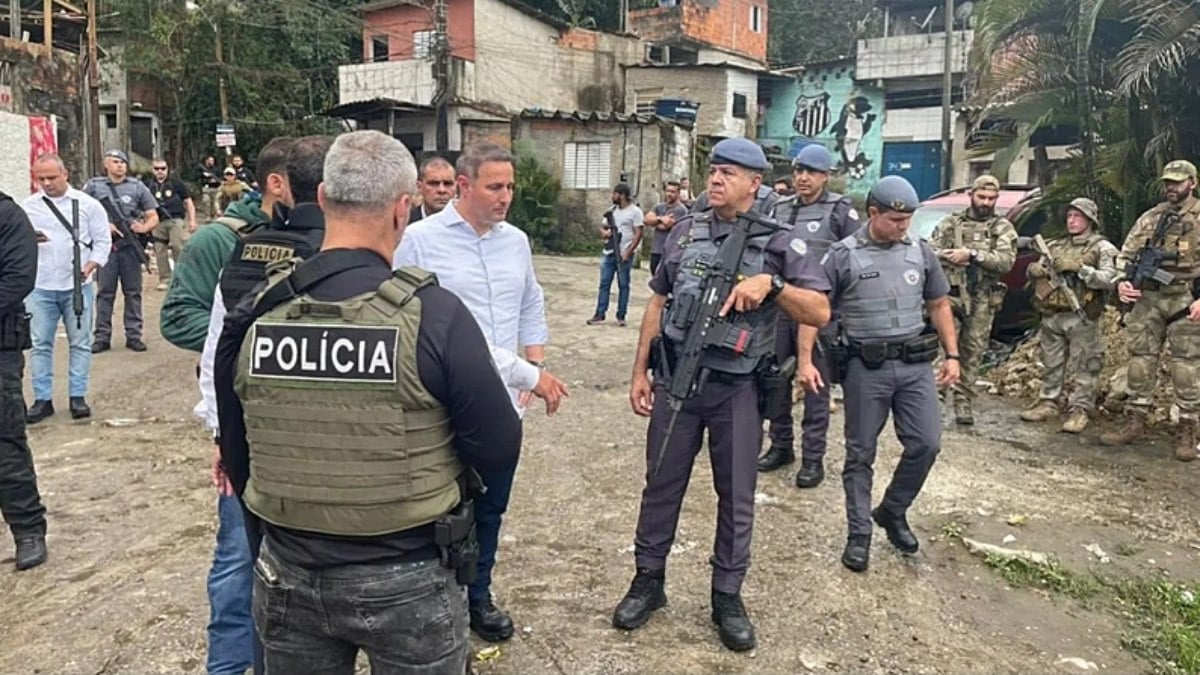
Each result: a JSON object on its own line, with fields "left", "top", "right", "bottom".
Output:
{"left": 910, "top": 185, "right": 1045, "bottom": 340}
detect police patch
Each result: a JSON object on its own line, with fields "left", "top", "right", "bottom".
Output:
{"left": 249, "top": 324, "right": 398, "bottom": 383}
{"left": 790, "top": 238, "right": 808, "bottom": 256}
{"left": 847, "top": 208, "right": 859, "bottom": 221}
{"left": 806, "top": 220, "right": 821, "bottom": 233}
{"left": 859, "top": 271, "right": 880, "bottom": 280}
{"left": 242, "top": 244, "right": 296, "bottom": 263}
{"left": 903, "top": 269, "right": 921, "bottom": 286}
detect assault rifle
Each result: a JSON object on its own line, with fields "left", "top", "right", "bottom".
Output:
{"left": 1031, "top": 234, "right": 1089, "bottom": 323}
{"left": 1118, "top": 210, "right": 1179, "bottom": 326}
{"left": 652, "top": 210, "right": 780, "bottom": 477}
{"left": 69, "top": 200, "right": 84, "bottom": 329}
{"left": 96, "top": 186, "right": 148, "bottom": 266}
{"left": 602, "top": 206, "right": 622, "bottom": 259}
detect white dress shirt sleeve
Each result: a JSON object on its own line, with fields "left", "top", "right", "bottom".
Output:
{"left": 517, "top": 242, "right": 550, "bottom": 347}
{"left": 490, "top": 345, "right": 541, "bottom": 392}
{"left": 85, "top": 196, "right": 112, "bottom": 269}
{"left": 195, "top": 285, "right": 227, "bottom": 434}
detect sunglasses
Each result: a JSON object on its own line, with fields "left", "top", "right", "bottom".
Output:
{"left": 153, "top": 166, "right": 168, "bottom": 170}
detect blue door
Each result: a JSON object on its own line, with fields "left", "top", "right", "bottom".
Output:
{"left": 882, "top": 141, "right": 942, "bottom": 200}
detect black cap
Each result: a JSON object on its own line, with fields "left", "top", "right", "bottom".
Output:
{"left": 613, "top": 183, "right": 632, "bottom": 197}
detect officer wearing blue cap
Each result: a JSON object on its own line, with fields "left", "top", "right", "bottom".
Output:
{"left": 613, "top": 137, "right": 831, "bottom": 651}
{"left": 688, "top": 139, "right": 780, "bottom": 216}
{"left": 758, "top": 144, "right": 861, "bottom": 480}
{"left": 798, "top": 174, "right": 961, "bottom": 572}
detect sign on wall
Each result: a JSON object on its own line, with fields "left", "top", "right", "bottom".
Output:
{"left": 215, "top": 123, "right": 237, "bottom": 148}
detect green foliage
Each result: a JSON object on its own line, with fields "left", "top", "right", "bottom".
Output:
{"left": 509, "top": 142, "right": 562, "bottom": 252}
{"left": 767, "top": 0, "right": 881, "bottom": 67}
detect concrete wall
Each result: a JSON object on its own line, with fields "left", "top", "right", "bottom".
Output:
{"left": 856, "top": 30, "right": 973, "bottom": 80}
{"left": 882, "top": 106, "right": 947, "bottom": 142}
{"left": 629, "top": 0, "right": 768, "bottom": 64}
{"left": 0, "top": 38, "right": 84, "bottom": 188}
{"left": 626, "top": 65, "right": 757, "bottom": 139}
{"left": 758, "top": 63, "right": 884, "bottom": 197}
{"left": 513, "top": 117, "right": 691, "bottom": 246}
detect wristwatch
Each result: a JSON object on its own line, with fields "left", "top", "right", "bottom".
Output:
{"left": 765, "top": 274, "right": 787, "bottom": 303}
{"left": 968, "top": 249, "right": 978, "bottom": 262}
{"left": 944, "top": 354, "right": 961, "bottom": 361}
{"left": 528, "top": 360, "right": 547, "bottom": 371}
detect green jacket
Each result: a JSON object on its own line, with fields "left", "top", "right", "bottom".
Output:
{"left": 160, "top": 199, "right": 269, "bottom": 352}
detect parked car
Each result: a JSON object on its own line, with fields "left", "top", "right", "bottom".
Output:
{"left": 910, "top": 184, "right": 1047, "bottom": 341}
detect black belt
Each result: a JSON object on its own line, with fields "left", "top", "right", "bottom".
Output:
{"left": 847, "top": 341, "right": 906, "bottom": 361}
{"left": 706, "top": 371, "right": 757, "bottom": 385}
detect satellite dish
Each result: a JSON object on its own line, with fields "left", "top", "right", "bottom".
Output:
{"left": 954, "top": 1, "right": 975, "bottom": 27}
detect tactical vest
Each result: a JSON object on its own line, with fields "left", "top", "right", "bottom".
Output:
{"left": 219, "top": 226, "right": 323, "bottom": 309}
{"left": 1131, "top": 198, "right": 1200, "bottom": 279}
{"left": 775, "top": 191, "right": 844, "bottom": 257}
{"left": 662, "top": 216, "right": 776, "bottom": 375}
{"left": 935, "top": 211, "right": 1004, "bottom": 292}
{"left": 1031, "top": 232, "right": 1108, "bottom": 317}
{"left": 234, "top": 267, "right": 463, "bottom": 536}
{"left": 838, "top": 236, "right": 927, "bottom": 342}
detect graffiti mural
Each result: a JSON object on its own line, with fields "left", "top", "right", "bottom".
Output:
{"left": 759, "top": 61, "right": 884, "bottom": 197}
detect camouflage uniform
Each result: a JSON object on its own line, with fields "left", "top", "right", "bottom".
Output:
{"left": 929, "top": 196, "right": 1017, "bottom": 424}
{"left": 1102, "top": 167, "right": 1200, "bottom": 458}
{"left": 1020, "top": 199, "right": 1119, "bottom": 432}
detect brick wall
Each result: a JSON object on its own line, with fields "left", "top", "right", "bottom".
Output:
{"left": 629, "top": 0, "right": 768, "bottom": 63}
{"left": 362, "top": 0, "right": 476, "bottom": 62}
{"left": 461, "top": 120, "right": 511, "bottom": 149}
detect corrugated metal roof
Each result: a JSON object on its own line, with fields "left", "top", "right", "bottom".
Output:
{"left": 519, "top": 108, "right": 690, "bottom": 127}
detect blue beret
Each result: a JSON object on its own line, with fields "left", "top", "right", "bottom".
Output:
{"left": 792, "top": 144, "right": 834, "bottom": 173}
{"left": 710, "top": 138, "right": 770, "bottom": 171}
{"left": 105, "top": 149, "right": 129, "bottom": 164}
{"left": 868, "top": 176, "right": 921, "bottom": 213}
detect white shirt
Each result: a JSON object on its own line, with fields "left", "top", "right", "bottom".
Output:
{"left": 22, "top": 188, "right": 112, "bottom": 291}
{"left": 394, "top": 202, "right": 549, "bottom": 411}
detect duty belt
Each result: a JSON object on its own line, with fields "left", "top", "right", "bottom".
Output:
{"left": 845, "top": 333, "right": 940, "bottom": 369}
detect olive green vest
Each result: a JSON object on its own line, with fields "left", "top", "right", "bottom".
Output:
{"left": 234, "top": 265, "right": 462, "bottom": 537}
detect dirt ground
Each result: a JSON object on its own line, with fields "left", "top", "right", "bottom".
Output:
{"left": 1, "top": 256, "right": 1197, "bottom": 675}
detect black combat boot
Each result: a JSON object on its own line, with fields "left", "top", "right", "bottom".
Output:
{"left": 841, "top": 535, "right": 871, "bottom": 572}
{"left": 711, "top": 590, "right": 756, "bottom": 651}
{"left": 612, "top": 568, "right": 666, "bottom": 630}
{"left": 25, "top": 400, "right": 54, "bottom": 425}
{"left": 756, "top": 445, "right": 794, "bottom": 472}
{"left": 469, "top": 595, "right": 514, "bottom": 642}
{"left": 14, "top": 535, "right": 47, "bottom": 571}
{"left": 69, "top": 397, "right": 91, "bottom": 420}
{"left": 872, "top": 507, "right": 919, "bottom": 554}
{"left": 794, "top": 459, "right": 824, "bottom": 488}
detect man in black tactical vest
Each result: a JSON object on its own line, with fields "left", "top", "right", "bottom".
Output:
{"left": 615, "top": 138, "right": 831, "bottom": 652}
{"left": 758, "top": 144, "right": 861, "bottom": 485}
{"left": 215, "top": 129, "right": 522, "bottom": 673}
{"left": 799, "top": 176, "right": 961, "bottom": 573}
{"left": 0, "top": 191, "right": 48, "bottom": 571}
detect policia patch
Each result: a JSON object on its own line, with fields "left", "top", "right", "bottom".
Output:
{"left": 249, "top": 324, "right": 399, "bottom": 383}
{"left": 241, "top": 243, "right": 296, "bottom": 264}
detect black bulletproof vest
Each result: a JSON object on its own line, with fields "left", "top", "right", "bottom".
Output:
{"left": 219, "top": 226, "right": 325, "bottom": 310}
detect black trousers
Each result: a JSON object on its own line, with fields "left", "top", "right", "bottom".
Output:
{"left": 0, "top": 350, "right": 46, "bottom": 538}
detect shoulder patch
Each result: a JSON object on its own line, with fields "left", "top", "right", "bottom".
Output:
{"left": 249, "top": 323, "right": 398, "bottom": 383}
{"left": 790, "top": 238, "right": 808, "bottom": 256}
{"left": 847, "top": 208, "right": 859, "bottom": 221}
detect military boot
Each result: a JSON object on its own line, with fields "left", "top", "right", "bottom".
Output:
{"left": 794, "top": 459, "right": 825, "bottom": 489}
{"left": 756, "top": 445, "right": 794, "bottom": 472}
{"left": 1174, "top": 420, "right": 1198, "bottom": 462}
{"left": 1100, "top": 413, "right": 1145, "bottom": 446}
{"left": 14, "top": 535, "right": 47, "bottom": 571}
{"left": 1061, "top": 408, "right": 1090, "bottom": 434}
{"left": 955, "top": 395, "right": 975, "bottom": 426}
{"left": 1020, "top": 400, "right": 1059, "bottom": 423}
{"left": 612, "top": 568, "right": 666, "bottom": 630}
{"left": 711, "top": 590, "right": 756, "bottom": 652}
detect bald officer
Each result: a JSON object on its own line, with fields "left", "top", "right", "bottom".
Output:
{"left": 615, "top": 138, "right": 830, "bottom": 651}
{"left": 759, "top": 144, "right": 860, "bottom": 484}
{"left": 800, "top": 176, "right": 960, "bottom": 573}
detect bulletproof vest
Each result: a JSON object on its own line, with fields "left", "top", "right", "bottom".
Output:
{"left": 148, "top": 180, "right": 185, "bottom": 218}
{"left": 934, "top": 211, "right": 1005, "bottom": 291}
{"left": 219, "top": 226, "right": 323, "bottom": 310}
{"left": 775, "top": 191, "right": 843, "bottom": 256}
{"left": 1032, "top": 232, "right": 1107, "bottom": 316}
{"left": 1132, "top": 198, "right": 1200, "bottom": 277}
{"left": 662, "top": 215, "right": 777, "bottom": 375}
{"left": 234, "top": 266, "right": 463, "bottom": 536}
{"left": 837, "top": 236, "right": 927, "bottom": 342}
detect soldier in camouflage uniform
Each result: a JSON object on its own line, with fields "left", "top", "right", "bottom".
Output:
{"left": 1101, "top": 160, "right": 1200, "bottom": 461}
{"left": 1019, "top": 198, "right": 1119, "bottom": 433}
{"left": 929, "top": 175, "right": 1018, "bottom": 424}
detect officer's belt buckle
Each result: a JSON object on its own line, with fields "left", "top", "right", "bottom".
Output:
{"left": 858, "top": 341, "right": 889, "bottom": 369}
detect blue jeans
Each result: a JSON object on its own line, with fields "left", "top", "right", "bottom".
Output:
{"left": 594, "top": 255, "right": 632, "bottom": 320}
{"left": 469, "top": 463, "right": 516, "bottom": 605}
{"left": 207, "top": 494, "right": 255, "bottom": 675}
{"left": 27, "top": 285, "right": 95, "bottom": 401}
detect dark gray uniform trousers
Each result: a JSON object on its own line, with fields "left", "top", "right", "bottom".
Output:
{"left": 634, "top": 379, "right": 761, "bottom": 594}
{"left": 842, "top": 357, "right": 941, "bottom": 538}
{"left": 95, "top": 245, "right": 144, "bottom": 343}
{"left": 0, "top": 350, "right": 46, "bottom": 538}
{"left": 768, "top": 317, "right": 833, "bottom": 461}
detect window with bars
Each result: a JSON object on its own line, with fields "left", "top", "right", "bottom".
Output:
{"left": 413, "top": 30, "right": 435, "bottom": 59}
{"left": 562, "top": 142, "right": 611, "bottom": 190}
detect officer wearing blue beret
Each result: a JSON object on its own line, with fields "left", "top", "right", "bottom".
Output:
{"left": 797, "top": 175, "right": 961, "bottom": 572}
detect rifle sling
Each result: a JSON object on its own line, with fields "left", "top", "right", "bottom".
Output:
{"left": 41, "top": 197, "right": 93, "bottom": 250}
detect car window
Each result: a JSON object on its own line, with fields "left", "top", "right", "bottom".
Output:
{"left": 911, "top": 206, "right": 959, "bottom": 241}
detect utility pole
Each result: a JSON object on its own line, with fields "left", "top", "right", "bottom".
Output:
{"left": 432, "top": 0, "right": 449, "bottom": 153}
{"left": 940, "top": 0, "right": 954, "bottom": 191}
{"left": 213, "top": 15, "right": 231, "bottom": 156}
{"left": 619, "top": 0, "right": 628, "bottom": 33}
{"left": 43, "top": 0, "right": 51, "bottom": 54}
{"left": 86, "top": 0, "right": 101, "bottom": 174}
{"left": 9, "top": 0, "right": 17, "bottom": 39}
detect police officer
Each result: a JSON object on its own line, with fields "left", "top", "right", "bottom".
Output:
{"left": 689, "top": 181, "right": 780, "bottom": 216}
{"left": 0, "top": 189, "right": 47, "bottom": 571}
{"left": 615, "top": 138, "right": 831, "bottom": 651}
{"left": 802, "top": 176, "right": 960, "bottom": 572}
{"left": 1019, "top": 198, "right": 1118, "bottom": 433}
{"left": 1103, "top": 160, "right": 1200, "bottom": 461}
{"left": 929, "top": 175, "right": 1017, "bottom": 424}
{"left": 214, "top": 130, "right": 522, "bottom": 671}
{"left": 144, "top": 158, "right": 196, "bottom": 290}
{"left": 84, "top": 149, "right": 159, "bottom": 353}
{"left": 758, "top": 144, "right": 860, "bottom": 485}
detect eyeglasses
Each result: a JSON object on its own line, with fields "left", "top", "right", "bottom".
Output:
{"left": 153, "top": 166, "right": 168, "bottom": 171}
